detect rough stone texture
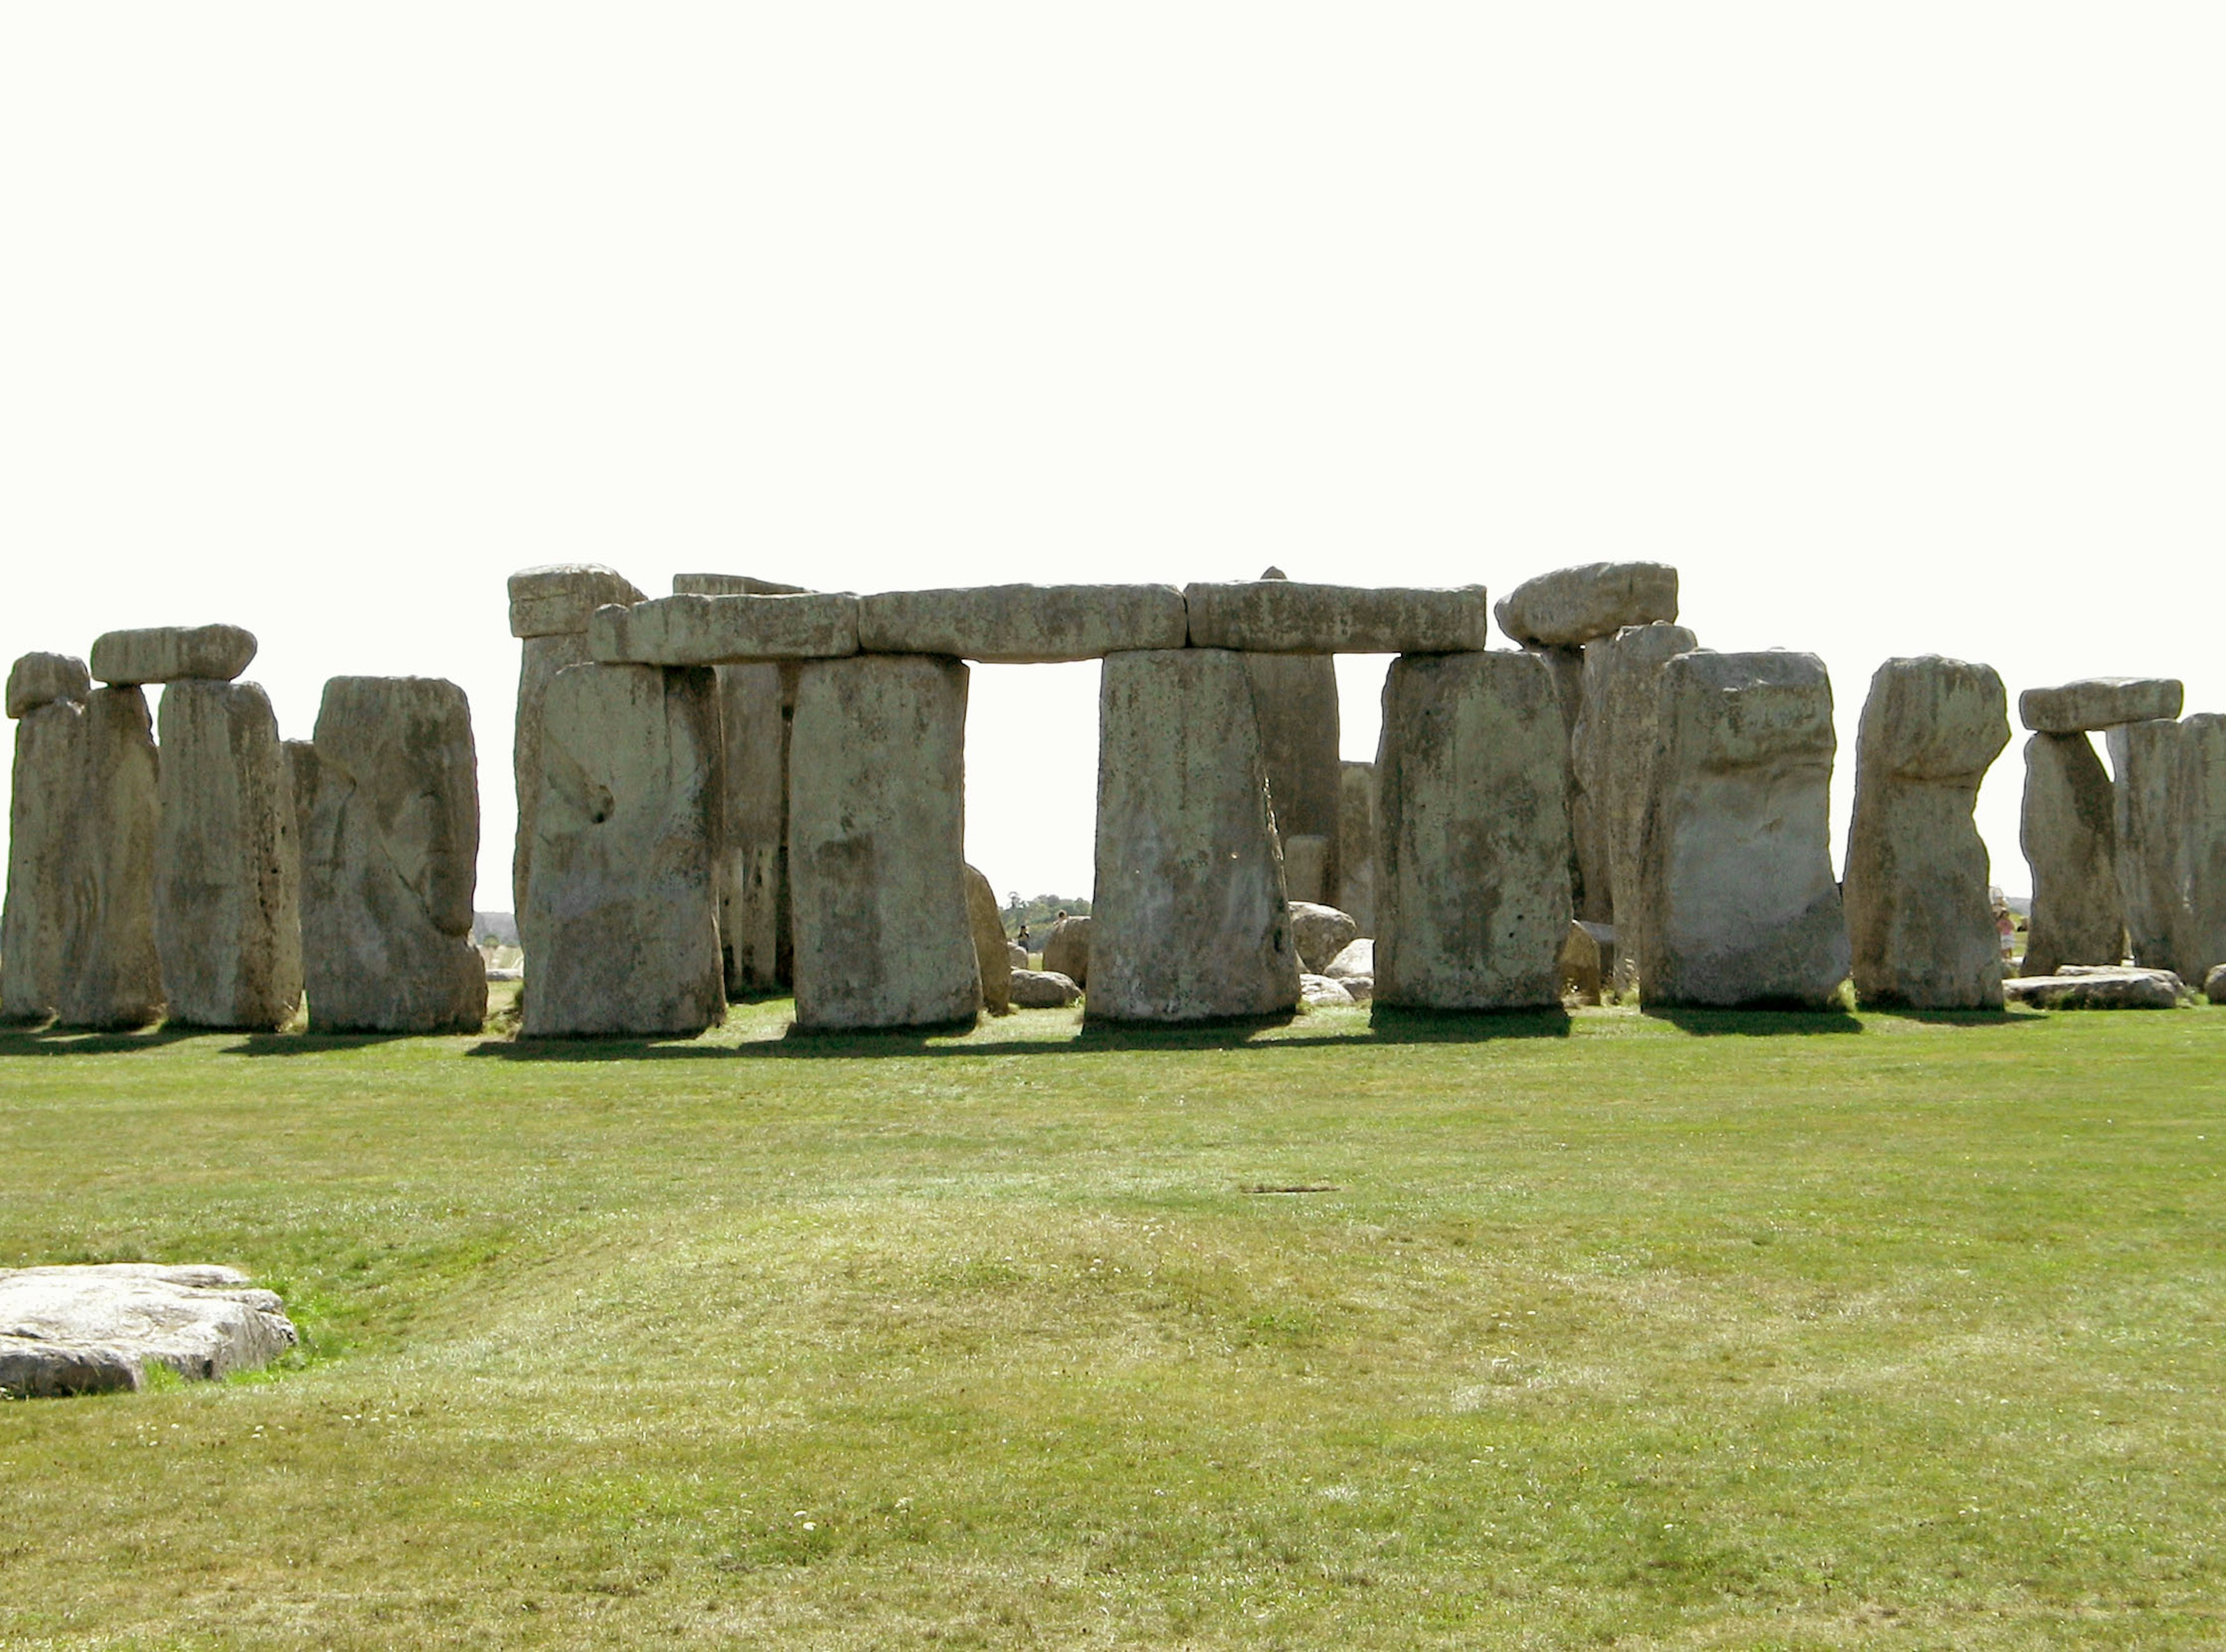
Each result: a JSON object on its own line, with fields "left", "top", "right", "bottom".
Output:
{"left": 592, "top": 592, "right": 861, "bottom": 665}
{"left": 2, "top": 700, "right": 83, "bottom": 1020}
{"left": 52, "top": 689, "right": 164, "bottom": 1028}
{"left": 522, "top": 663, "right": 725, "bottom": 1037}
{"left": 1376, "top": 650, "right": 1571, "bottom": 1010}
{"left": 857, "top": 584, "right": 1187, "bottom": 662}
{"left": 1009, "top": 969, "right": 1081, "bottom": 1008}
{"left": 1245, "top": 651, "right": 1341, "bottom": 899}
{"left": 1573, "top": 623, "right": 1698, "bottom": 953}
{"left": 965, "top": 864, "right": 1012, "bottom": 1016}
{"left": 1089, "top": 649, "right": 1299, "bottom": 1021}
{"left": 300, "top": 677, "right": 485, "bottom": 1034}
{"left": 2003, "top": 967, "right": 2184, "bottom": 1010}
{"left": 7, "top": 652, "right": 89, "bottom": 719}
{"left": 2019, "top": 732, "right": 2123, "bottom": 977}
{"left": 1282, "top": 835, "right": 1330, "bottom": 904}
{"left": 0, "top": 1264, "right": 297, "bottom": 1398}
{"left": 1300, "top": 973, "right": 1354, "bottom": 1007}
{"left": 154, "top": 680, "right": 303, "bottom": 1031}
{"left": 1634, "top": 650, "right": 1849, "bottom": 1009}
{"left": 512, "top": 632, "right": 592, "bottom": 916}
{"left": 283, "top": 740, "right": 322, "bottom": 860}
{"left": 1338, "top": 974, "right": 1374, "bottom": 1003}
{"left": 2174, "top": 714, "right": 2226, "bottom": 984}
{"left": 508, "top": 563, "right": 645, "bottom": 639}
{"left": 1559, "top": 920, "right": 1604, "bottom": 1005}
{"left": 1337, "top": 762, "right": 1379, "bottom": 934}
{"left": 1006, "top": 940, "right": 1029, "bottom": 970}
{"left": 2020, "top": 677, "right": 2183, "bottom": 736}
{"left": 2206, "top": 962, "right": 2226, "bottom": 1005}
{"left": 1527, "top": 643, "right": 1590, "bottom": 917}
{"left": 1184, "top": 582, "right": 1492, "bottom": 654}
{"left": 2108, "top": 718, "right": 2186, "bottom": 969}
{"left": 789, "top": 655, "right": 979, "bottom": 1031}
{"left": 1494, "top": 562, "right": 1679, "bottom": 649}
{"left": 710, "top": 661, "right": 798, "bottom": 995}
{"left": 1842, "top": 656, "right": 2010, "bottom": 1009}
{"left": 90, "top": 625, "right": 257, "bottom": 686}
{"left": 1289, "top": 902, "right": 1359, "bottom": 974}
{"left": 1042, "top": 915, "right": 1091, "bottom": 988}
{"left": 672, "top": 573, "right": 809, "bottom": 597}
{"left": 1324, "top": 938, "right": 1373, "bottom": 979}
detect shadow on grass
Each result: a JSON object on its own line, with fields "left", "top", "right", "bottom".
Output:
{"left": 0, "top": 1024, "right": 203, "bottom": 1056}
{"left": 1859, "top": 1006, "right": 2044, "bottom": 1029}
{"left": 225, "top": 1031, "right": 424, "bottom": 1056}
{"left": 1641, "top": 1006, "right": 1864, "bottom": 1036}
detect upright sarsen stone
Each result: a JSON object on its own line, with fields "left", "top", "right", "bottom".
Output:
{"left": 1088, "top": 649, "right": 1299, "bottom": 1022}
{"left": 154, "top": 681, "right": 303, "bottom": 1030}
{"left": 1337, "top": 760, "right": 1378, "bottom": 934}
{"left": 1244, "top": 653, "right": 1340, "bottom": 903}
{"left": 788, "top": 655, "right": 979, "bottom": 1031}
{"left": 2174, "top": 714, "right": 2226, "bottom": 984}
{"left": 2019, "top": 733, "right": 2122, "bottom": 977}
{"left": 1572, "top": 622, "right": 1698, "bottom": 943}
{"left": 1375, "top": 650, "right": 1570, "bottom": 1010}
{"left": 522, "top": 663, "right": 723, "bottom": 1037}
{"left": 965, "top": 864, "right": 1012, "bottom": 1016}
{"left": 3, "top": 690, "right": 85, "bottom": 1020}
{"left": 712, "top": 661, "right": 798, "bottom": 995}
{"left": 1634, "top": 651, "right": 1849, "bottom": 1008}
{"left": 1842, "top": 657, "right": 2010, "bottom": 1008}
{"left": 54, "top": 688, "right": 165, "bottom": 1029}
{"left": 301, "top": 678, "right": 485, "bottom": 1034}
{"left": 2108, "top": 719, "right": 2185, "bottom": 969}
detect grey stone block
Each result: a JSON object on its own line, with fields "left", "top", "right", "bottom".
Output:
{"left": 1183, "top": 581, "right": 1491, "bottom": 654}
{"left": 857, "top": 583, "right": 1187, "bottom": 662}
{"left": 591, "top": 592, "right": 860, "bottom": 665}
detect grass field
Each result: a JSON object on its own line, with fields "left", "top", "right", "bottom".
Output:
{"left": 2, "top": 997, "right": 2223, "bottom": 1649}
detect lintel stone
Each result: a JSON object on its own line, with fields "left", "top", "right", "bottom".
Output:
{"left": 1183, "top": 581, "right": 1490, "bottom": 654}
{"left": 857, "top": 583, "right": 1187, "bottom": 662}
{"left": 2020, "top": 676, "right": 2183, "bottom": 734}
{"left": 90, "top": 625, "right": 257, "bottom": 686}
{"left": 507, "top": 565, "right": 644, "bottom": 639}
{"left": 591, "top": 592, "right": 861, "bottom": 665}
{"left": 1494, "top": 562, "right": 1678, "bottom": 648}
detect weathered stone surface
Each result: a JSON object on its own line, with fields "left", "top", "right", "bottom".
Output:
{"left": 1843, "top": 656, "right": 2011, "bottom": 1009}
{"left": 965, "top": 864, "right": 1011, "bottom": 1016}
{"left": 592, "top": 593, "right": 860, "bottom": 665}
{"left": 2020, "top": 732, "right": 2123, "bottom": 977}
{"left": 1289, "top": 902, "right": 1359, "bottom": 974}
{"left": 90, "top": 625, "right": 257, "bottom": 687}
{"left": 2206, "top": 962, "right": 2226, "bottom": 1005}
{"left": 1559, "top": 920, "right": 1603, "bottom": 1005}
{"left": 7, "top": 652, "right": 89, "bottom": 719}
{"left": 1324, "top": 937, "right": 1373, "bottom": 979}
{"left": 283, "top": 740, "right": 321, "bottom": 860}
{"left": 672, "top": 573, "right": 809, "bottom": 597}
{"left": 2108, "top": 719, "right": 2186, "bottom": 969}
{"left": 522, "top": 663, "right": 725, "bottom": 1037}
{"left": 52, "top": 688, "right": 163, "bottom": 1028}
{"left": 2, "top": 700, "right": 83, "bottom": 1019}
{"left": 512, "top": 632, "right": 592, "bottom": 916}
{"left": 707, "top": 663, "right": 797, "bottom": 995}
{"left": 1246, "top": 652, "right": 1341, "bottom": 901}
{"left": 1376, "top": 650, "right": 1571, "bottom": 1009}
{"left": 1184, "top": 582, "right": 1492, "bottom": 654}
{"left": 857, "top": 584, "right": 1187, "bottom": 662}
{"left": 1338, "top": 973, "right": 1374, "bottom": 1002}
{"left": 1089, "top": 649, "right": 1299, "bottom": 1021}
{"left": 1337, "top": 762, "right": 1378, "bottom": 933}
{"left": 300, "top": 678, "right": 486, "bottom": 1034}
{"left": 2174, "top": 714, "right": 2226, "bottom": 983}
{"left": 154, "top": 681, "right": 303, "bottom": 1031}
{"left": 1300, "top": 973, "right": 1354, "bottom": 1007}
{"left": 1527, "top": 643, "right": 1590, "bottom": 918}
{"left": 0, "top": 1264, "right": 296, "bottom": 1397}
{"left": 2020, "top": 677, "right": 2183, "bottom": 735}
{"left": 2003, "top": 967, "right": 2184, "bottom": 1010}
{"left": 508, "top": 563, "right": 644, "bottom": 639}
{"left": 1281, "top": 835, "right": 1330, "bottom": 904}
{"left": 789, "top": 656, "right": 979, "bottom": 1030}
{"left": 1494, "top": 562, "right": 1679, "bottom": 649}
{"left": 1009, "top": 969, "right": 1081, "bottom": 1008}
{"left": 1573, "top": 623, "right": 1698, "bottom": 955}
{"left": 1634, "top": 651, "right": 1849, "bottom": 1008}
{"left": 1042, "top": 915, "right": 1091, "bottom": 988}
{"left": 1007, "top": 940, "right": 1030, "bottom": 970}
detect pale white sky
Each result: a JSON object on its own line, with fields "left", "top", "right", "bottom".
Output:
{"left": 5, "top": 5, "right": 2221, "bottom": 910}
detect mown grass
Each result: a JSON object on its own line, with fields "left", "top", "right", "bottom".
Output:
{"left": 1, "top": 997, "right": 2222, "bottom": 1649}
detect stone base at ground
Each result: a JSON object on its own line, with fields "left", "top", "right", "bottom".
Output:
{"left": 2003, "top": 967, "right": 2185, "bottom": 1010}
{"left": 0, "top": 1264, "right": 296, "bottom": 1398}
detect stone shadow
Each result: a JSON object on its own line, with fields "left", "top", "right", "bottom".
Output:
{"left": 0, "top": 1024, "right": 202, "bottom": 1056}
{"left": 1640, "top": 1006, "right": 1864, "bottom": 1036}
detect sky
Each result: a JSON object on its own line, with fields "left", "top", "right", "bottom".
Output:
{"left": 4, "top": 4, "right": 2221, "bottom": 911}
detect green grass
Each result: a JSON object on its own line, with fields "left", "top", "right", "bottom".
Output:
{"left": 2, "top": 998, "right": 2223, "bottom": 1648}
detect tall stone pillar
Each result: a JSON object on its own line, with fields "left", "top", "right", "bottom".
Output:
{"left": 1239, "top": 572, "right": 1340, "bottom": 905}
{"left": 301, "top": 676, "right": 486, "bottom": 1034}
{"left": 1842, "top": 656, "right": 2010, "bottom": 1008}
{"left": 1089, "top": 649, "right": 1298, "bottom": 1022}
{"left": 2174, "top": 713, "right": 2226, "bottom": 984}
{"left": 1336, "top": 760, "right": 1379, "bottom": 934}
{"left": 1634, "top": 650, "right": 1849, "bottom": 1008}
{"left": 1571, "top": 622, "right": 1698, "bottom": 976}
{"left": 788, "top": 654, "right": 978, "bottom": 1031}
{"left": 2108, "top": 718, "right": 2185, "bottom": 969}
{"left": 56, "top": 686, "right": 165, "bottom": 1028}
{"left": 3, "top": 654, "right": 91, "bottom": 1021}
{"left": 1374, "top": 650, "right": 1570, "bottom": 1010}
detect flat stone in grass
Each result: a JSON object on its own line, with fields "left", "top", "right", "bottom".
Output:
{"left": 2002, "top": 967, "right": 2186, "bottom": 1010}
{"left": 1009, "top": 968, "right": 1081, "bottom": 1007}
{"left": 0, "top": 1264, "right": 297, "bottom": 1398}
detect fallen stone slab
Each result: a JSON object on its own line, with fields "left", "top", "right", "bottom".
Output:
{"left": 508, "top": 564, "right": 645, "bottom": 639}
{"left": 0, "top": 1264, "right": 297, "bottom": 1398}
{"left": 90, "top": 625, "right": 257, "bottom": 686}
{"left": 591, "top": 592, "right": 861, "bottom": 665}
{"left": 1494, "top": 561, "right": 1679, "bottom": 649}
{"left": 1183, "top": 581, "right": 1491, "bottom": 654}
{"left": 857, "top": 583, "right": 1187, "bottom": 662}
{"left": 1009, "top": 969, "right": 1081, "bottom": 1008}
{"left": 1300, "top": 973, "right": 1354, "bottom": 1007}
{"left": 2020, "top": 677, "right": 2183, "bottom": 735}
{"left": 7, "top": 652, "right": 90, "bottom": 719}
{"left": 1289, "top": 901, "right": 1359, "bottom": 974}
{"left": 2003, "top": 967, "right": 2185, "bottom": 1010}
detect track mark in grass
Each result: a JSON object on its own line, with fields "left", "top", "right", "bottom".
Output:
{"left": 1244, "top": 1184, "right": 1342, "bottom": 1194}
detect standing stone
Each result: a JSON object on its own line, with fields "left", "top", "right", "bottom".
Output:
{"left": 509, "top": 565, "right": 643, "bottom": 917}
{"left": 1375, "top": 650, "right": 1570, "bottom": 1010}
{"left": 1572, "top": 623, "right": 1698, "bottom": 947}
{"left": 522, "top": 663, "right": 724, "bottom": 1037}
{"left": 1242, "top": 570, "right": 1341, "bottom": 906}
{"left": 2108, "top": 719, "right": 2185, "bottom": 969}
{"left": 1634, "top": 651, "right": 1849, "bottom": 1008}
{"left": 6, "top": 653, "right": 90, "bottom": 719}
{"left": 1042, "top": 914, "right": 1090, "bottom": 987}
{"left": 710, "top": 661, "right": 796, "bottom": 995}
{"left": 53, "top": 688, "right": 165, "bottom": 1028}
{"left": 1337, "top": 761, "right": 1379, "bottom": 934}
{"left": 789, "top": 656, "right": 979, "bottom": 1031}
{"left": 3, "top": 683, "right": 85, "bottom": 1021}
{"left": 2174, "top": 714, "right": 2226, "bottom": 984}
{"left": 965, "top": 864, "right": 1012, "bottom": 1016}
{"left": 283, "top": 741, "right": 322, "bottom": 862}
{"left": 1527, "top": 643, "right": 1588, "bottom": 918}
{"left": 2018, "top": 733, "right": 2123, "bottom": 977}
{"left": 1842, "top": 657, "right": 2010, "bottom": 1009}
{"left": 1281, "top": 835, "right": 1330, "bottom": 905}
{"left": 154, "top": 681, "right": 303, "bottom": 1030}
{"left": 1089, "top": 649, "right": 1299, "bottom": 1022}
{"left": 301, "top": 678, "right": 486, "bottom": 1034}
